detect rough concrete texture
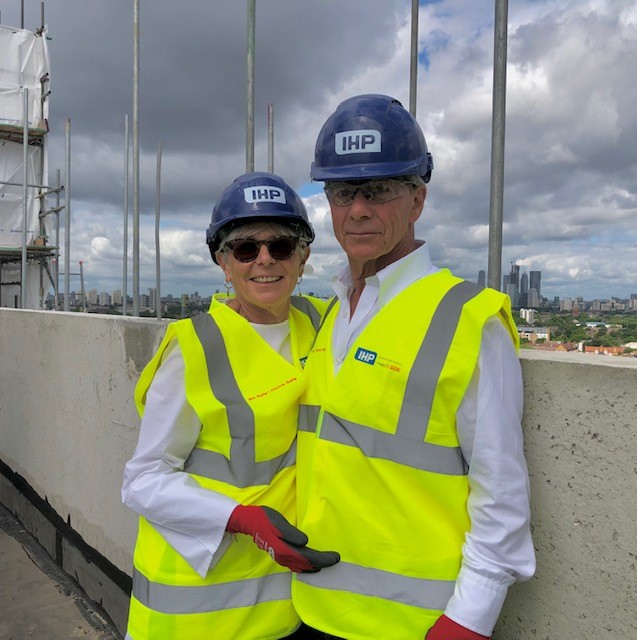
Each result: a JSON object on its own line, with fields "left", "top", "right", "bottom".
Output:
{"left": 0, "top": 504, "right": 120, "bottom": 640}
{"left": 496, "top": 356, "right": 637, "bottom": 639}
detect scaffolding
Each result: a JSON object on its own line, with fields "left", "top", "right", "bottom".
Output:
{"left": 0, "top": 16, "right": 61, "bottom": 309}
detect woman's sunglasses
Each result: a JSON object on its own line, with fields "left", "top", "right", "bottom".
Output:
{"left": 222, "top": 236, "right": 299, "bottom": 262}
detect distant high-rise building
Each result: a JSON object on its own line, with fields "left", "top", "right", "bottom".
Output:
{"left": 506, "top": 283, "right": 519, "bottom": 308}
{"left": 509, "top": 263, "right": 520, "bottom": 286}
{"left": 477, "top": 270, "right": 486, "bottom": 287}
{"left": 520, "top": 272, "right": 528, "bottom": 295}
{"left": 98, "top": 292, "right": 110, "bottom": 306}
{"left": 527, "top": 288, "right": 540, "bottom": 308}
{"left": 88, "top": 289, "right": 98, "bottom": 305}
{"left": 505, "top": 263, "right": 520, "bottom": 307}
{"left": 112, "top": 289, "right": 123, "bottom": 305}
{"left": 149, "top": 287, "right": 157, "bottom": 311}
{"left": 529, "top": 270, "right": 541, "bottom": 297}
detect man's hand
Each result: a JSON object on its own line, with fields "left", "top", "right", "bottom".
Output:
{"left": 227, "top": 505, "right": 340, "bottom": 573}
{"left": 426, "top": 615, "right": 491, "bottom": 640}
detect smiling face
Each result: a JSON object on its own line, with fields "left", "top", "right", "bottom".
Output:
{"left": 327, "top": 179, "right": 426, "bottom": 278}
{"left": 216, "top": 222, "right": 309, "bottom": 323}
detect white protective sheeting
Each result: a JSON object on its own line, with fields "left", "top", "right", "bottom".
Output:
{"left": 0, "top": 24, "right": 50, "bottom": 128}
{"left": 1, "top": 25, "right": 52, "bottom": 308}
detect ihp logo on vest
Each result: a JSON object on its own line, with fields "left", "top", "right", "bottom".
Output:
{"left": 335, "top": 129, "right": 381, "bottom": 155}
{"left": 243, "top": 186, "right": 286, "bottom": 204}
{"left": 354, "top": 347, "right": 377, "bottom": 365}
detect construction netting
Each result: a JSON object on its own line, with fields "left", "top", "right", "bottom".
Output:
{"left": 0, "top": 23, "right": 52, "bottom": 308}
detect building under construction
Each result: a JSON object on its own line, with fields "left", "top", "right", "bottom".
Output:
{"left": 0, "top": 17, "right": 59, "bottom": 309}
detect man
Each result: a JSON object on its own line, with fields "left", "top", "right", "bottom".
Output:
{"left": 291, "top": 94, "right": 535, "bottom": 640}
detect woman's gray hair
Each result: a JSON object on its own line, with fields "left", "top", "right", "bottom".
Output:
{"left": 216, "top": 221, "right": 310, "bottom": 260}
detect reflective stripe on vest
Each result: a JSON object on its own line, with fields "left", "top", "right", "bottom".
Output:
{"left": 297, "top": 561, "right": 455, "bottom": 612}
{"left": 299, "top": 280, "right": 482, "bottom": 475}
{"left": 132, "top": 568, "right": 291, "bottom": 614}
{"left": 290, "top": 296, "right": 321, "bottom": 331}
{"left": 183, "top": 312, "right": 295, "bottom": 487}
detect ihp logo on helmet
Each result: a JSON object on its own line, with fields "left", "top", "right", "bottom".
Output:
{"left": 335, "top": 129, "right": 381, "bottom": 156}
{"left": 244, "top": 186, "right": 286, "bottom": 204}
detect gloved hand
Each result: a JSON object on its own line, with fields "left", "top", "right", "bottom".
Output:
{"left": 426, "top": 615, "right": 491, "bottom": 640}
{"left": 227, "top": 505, "right": 340, "bottom": 573}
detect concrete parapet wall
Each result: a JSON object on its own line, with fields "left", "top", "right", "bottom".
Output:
{"left": 1, "top": 309, "right": 636, "bottom": 638}
{"left": 497, "top": 350, "right": 637, "bottom": 639}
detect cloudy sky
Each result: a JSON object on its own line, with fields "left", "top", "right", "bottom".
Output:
{"left": 3, "top": 0, "right": 636, "bottom": 301}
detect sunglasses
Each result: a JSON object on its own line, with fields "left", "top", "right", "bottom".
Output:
{"left": 324, "top": 178, "right": 414, "bottom": 206}
{"left": 222, "top": 236, "right": 299, "bottom": 262}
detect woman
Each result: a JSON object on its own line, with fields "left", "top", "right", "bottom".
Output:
{"left": 122, "top": 172, "right": 339, "bottom": 640}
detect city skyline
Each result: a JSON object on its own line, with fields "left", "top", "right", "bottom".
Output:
{"left": 67, "top": 281, "right": 637, "bottom": 311}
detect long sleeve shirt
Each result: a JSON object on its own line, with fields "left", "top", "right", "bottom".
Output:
{"left": 121, "top": 319, "right": 292, "bottom": 579}
{"left": 330, "top": 242, "right": 536, "bottom": 637}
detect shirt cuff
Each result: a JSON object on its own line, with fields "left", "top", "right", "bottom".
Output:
{"left": 444, "top": 566, "right": 510, "bottom": 636}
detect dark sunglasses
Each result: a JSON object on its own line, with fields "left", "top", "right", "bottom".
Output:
{"left": 222, "top": 236, "right": 299, "bottom": 262}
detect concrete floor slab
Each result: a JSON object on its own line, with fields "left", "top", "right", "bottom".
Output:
{"left": 0, "top": 504, "right": 121, "bottom": 640}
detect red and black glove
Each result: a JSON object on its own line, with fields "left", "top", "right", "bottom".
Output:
{"left": 227, "top": 505, "right": 340, "bottom": 573}
{"left": 426, "top": 615, "right": 491, "bottom": 640}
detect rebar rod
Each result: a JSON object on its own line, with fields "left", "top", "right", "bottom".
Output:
{"left": 487, "top": 0, "right": 509, "bottom": 291}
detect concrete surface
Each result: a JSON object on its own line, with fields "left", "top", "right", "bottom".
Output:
{"left": 0, "top": 503, "right": 120, "bottom": 640}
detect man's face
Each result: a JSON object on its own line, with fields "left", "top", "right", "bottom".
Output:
{"left": 325, "top": 178, "right": 426, "bottom": 272}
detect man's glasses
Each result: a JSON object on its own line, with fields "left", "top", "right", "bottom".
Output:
{"left": 324, "top": 178, "right": 414, "bottom": 206}
{"left": 222, "top": 237, "right": 299, "bottom": 262}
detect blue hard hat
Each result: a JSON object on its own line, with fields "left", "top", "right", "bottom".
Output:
{"left": 310, "top": 94, "right": 433, "bottom": 183}
{"left": 206, "top": 172, "right": 314, "bottom": 263}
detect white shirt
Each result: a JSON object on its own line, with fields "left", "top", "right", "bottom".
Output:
{"left": 330, "top": 242, "right": 535, "bottom": 637}
{"left": 121, "top": 318, "right": 292, "bottom": 579}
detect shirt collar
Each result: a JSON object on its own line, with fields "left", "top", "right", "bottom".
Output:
{"left": 331, "top": 241, "right": 439, "bottom": 307}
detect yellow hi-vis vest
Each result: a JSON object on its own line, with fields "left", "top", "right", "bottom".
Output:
{"left": 292, "top": 271, "right": 518, "bottom": 640}
{"left": 127, "top": 294, "right": 327, "bottom": 640}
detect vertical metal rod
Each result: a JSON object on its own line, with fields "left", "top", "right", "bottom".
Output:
{"left": 54, "top": 168, "right": 60, "bottom": 310}
{"left": 21, "top": 88, "right": 29, "bottom": 309}
{"left": 487, "top": 0, "right": 509, "bottom": 291}
{"left": 409, "top": 0, "right": 419, "bottom": 117}
{"left": 79, "top": 260, "right": 86, "bottom": 312}
{"left": 21, "top": 0, "right": 24, "bottom": 29}
{"left": 123, "top": 114, "right": 129, "bottom": 315}
{"left": 132, "top": 0, "right": 140, "bottom": 316}
{"left": 64, "top": 118, "right": 71, "bottom": 311}
{"left": 246, "top": 0, "right": 255, "bottom": 172}
{"left": 40, "top": 2, "right": 44, "bottom": 30}
{"left": 155, "top": 140, "right": 162, "bottom": 320}
{"left": 267, "top": 102, "right": 274, "bottom": 173}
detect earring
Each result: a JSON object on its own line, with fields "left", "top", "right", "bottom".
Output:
{"left": 296, "top": 275, "right": 303, "bottom": 296}
{"left": 225, "top": 279, "right": 233, "bottom": 294}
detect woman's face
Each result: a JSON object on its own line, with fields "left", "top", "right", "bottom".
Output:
{"left": 217, "top": 224, "right": 309, "bottom": 323}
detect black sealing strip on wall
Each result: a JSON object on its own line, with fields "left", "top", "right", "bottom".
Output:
{"left": 0, "top": 457, "right": 133, "bottom": 595}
